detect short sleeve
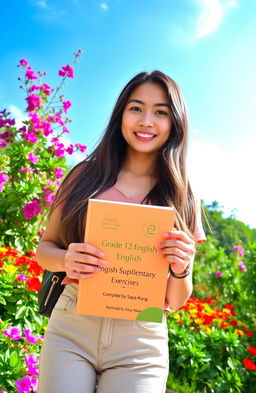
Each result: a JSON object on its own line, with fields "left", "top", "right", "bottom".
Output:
{"left": 193, "top": 198, "right": 206, "bottom": 244}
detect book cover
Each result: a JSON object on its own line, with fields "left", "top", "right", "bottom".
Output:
{"left": 76, "top": 199, "right": 175, "bottom": 322}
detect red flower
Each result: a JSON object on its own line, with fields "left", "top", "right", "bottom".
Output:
{"left": 27, "top": 250, "right": 36, "bottom": 257}
{"left": 248, "top": 346, "right": 256, "bottom": 356}
{"left": 15, "top": 256, "right": 31, "bottom": 266}
{"left": 242, "top": 359, "right": 256, "bottom": 370}
{"left": 28, "top": 260, "right": 44, "bottom": 277}
{"left": 224, "top": 304, "right": 234, "bottom": 310}
{"left": 230, "top": 320, "right": 238, "bottom": 326}
{"left": 26, "top": 277, "right": 41, "bottom": 292}
{"left": 204, "top": 298, "right": 216, "bottom": 304}
{"left": 242, "top": 329, "right": 254, "bottom": 337}
{"left": 220, "top": 321, "right": 229, "bottom": 328}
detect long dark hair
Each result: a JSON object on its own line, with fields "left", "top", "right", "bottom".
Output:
{"left": 52, "top": 71, "right": 196, "bottom": 248}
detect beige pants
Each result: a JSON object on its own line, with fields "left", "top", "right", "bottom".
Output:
{"left": 39, "top": 284, "right": 169, "bottom": 393}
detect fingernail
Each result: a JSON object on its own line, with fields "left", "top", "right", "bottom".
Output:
{"left": 101, "top": 260, "right": 108, "bottom": 265}
{"left": 99, "top": 251, "right": 105, "bottom": 257}
{"left": 156, "top": 243, "right": 162, "bottom": 248}
{"left": 163, "top": 232, "right": 170, "bottom": 237}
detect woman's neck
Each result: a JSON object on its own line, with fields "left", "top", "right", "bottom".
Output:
{"left": 121, "top": 150, "right": 157, "bottom": 178}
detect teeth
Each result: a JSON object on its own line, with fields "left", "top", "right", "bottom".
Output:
{"left": 136, "top": 133, "right": 155, "bottom": 138}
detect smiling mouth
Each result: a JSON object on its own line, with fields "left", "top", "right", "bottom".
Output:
{"left": 134, "top": 132, "right": 156, "bottom": 140}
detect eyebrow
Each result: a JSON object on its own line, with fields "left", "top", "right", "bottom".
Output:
{"left": 127, "top": 99, "right": 171, "bottom": 109}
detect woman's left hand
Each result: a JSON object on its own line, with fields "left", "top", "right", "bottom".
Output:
{"left": 157, "top": 231, "right": 196, "bottom": 274}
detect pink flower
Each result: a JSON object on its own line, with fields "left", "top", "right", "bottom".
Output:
{"left": 215, "top": 271, "right": 223, "bottom": 277}
{"left": 19, "top": 59, "right": 29, "bottom": 66}
{"left": 23, "top": 198, "right": 41, "bottom": 220}
{"left": 41, "top": 83, "right": 51, "bottom": 95}
{"left": 0, "top": 173, "right": 9, "bottom": 192}
{"left": 0, "top": 141, "right": 7, "bottom": 148}
{"left": 26, "top": 94, "right": 41, "bottom": 111}
{"left": 51, "top": 136, "right": 60, "bottom": 145}
{"left": 25, "top": 69, "right": 38, "bottom": 80}
{"left": 58, "top": 64, "right": 74, "bottom": 78}
{"left": 16, "top": 274, "right": 28, "bottom": 281}
{"left": 237, "top": 262, "right": 247, "bottom": 272}
{"left": 75, "top": 143, "right": 87, "bottom": 153}
{"left": 53, "top": 167, "right": 64, "bottom": 179}
{"left": 54, "top": 143, "right": 65, "bottom": 158}
{"left": 27, "top": 152, "right": 39, "bottom": 165}
{"left": 62, "top": 125, "right": 70, "bottom": 134}
{"left": 15, "top": 376, "right": 38, "bottom": 393}
{"left": 63, "top": 100, "right": 72, "bottom": 113}
{"left": 43, "top": 192, "right": 55, "bottom": 206}
{"left": 66, "top": 144, "right": 74, "bottom": 154}
{"left": 2, "top": 326, "right": 22, "bottom": 340}
{"left": 23, "top": 131, "right": 38, "bottom": 144}
{"left": 233, "top": 245, "right": 244, "bottom": 257}
{"left": 27, "top": 364, "right": 40, "bottom": 376}
{"left": 55, "top": 112, "right": 64, "bottom": 125}
{"left": 41, "top": 120, "right": 53, "bottom": 136}
{"left": 0, "top": 131, "right": 14, "bottom": 142}
{"left": 20, "top": 168, "right": 35, "bottom": 173}
{"left": 28, "top": 112, "right": 41, "bottom": 130}
{"left": 23, "top": 329, "right": 38, "bottom": 344}
{"left": 24, "top": 354, "right": 39, "bottom": 366}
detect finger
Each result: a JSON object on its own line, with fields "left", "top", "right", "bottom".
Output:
{"left": 164, "top": 254, "right": 187, "bottom": 268}
{"left": 68, "top": 242, "right": 105, "bottom": 258}
{"left": 67, "top": 270, "right": 95, "bottom": 279}
{"left": 65, "top": 258, "right": 106, "bottom": 273}
{"left": 162, "top": 231, "right": 194, "bottom": 245}
{"left": 158, "top": 239, "right": 195, "bottom": 254}
{"left": 66, "top": 250, "right": 107, "bottom": 266}
{"left": 159, "top": 247, "right": 192, "bottom": 262}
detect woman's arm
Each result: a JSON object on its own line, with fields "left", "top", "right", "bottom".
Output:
{"left": 36, "top": 207, "right": 107, "bottom": 277}
{"left": 158, "top": 231, "right": 196, "bottom": 310}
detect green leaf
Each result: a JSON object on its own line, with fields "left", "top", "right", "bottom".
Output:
{"left": 15, "top": 305, "right": 27, "bottom": 319}
{"left": 9, "top": 351, "right": 19, "bottom": 367}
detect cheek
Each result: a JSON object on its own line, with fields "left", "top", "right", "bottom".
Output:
{"left": 121, "top": 113, "right": 133, "bottom": 134}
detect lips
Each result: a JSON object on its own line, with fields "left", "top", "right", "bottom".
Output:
{"left": 134, "top": 131, "right": 156, "bottom": 141}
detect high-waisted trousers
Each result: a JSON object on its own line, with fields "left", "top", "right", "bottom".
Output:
{"left": 39, "top": 284, "right": 169, "bottom": 393}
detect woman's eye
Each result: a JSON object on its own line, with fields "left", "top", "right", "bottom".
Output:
{"left": 156, "top": 110, "right": 168, "bottom": 116}
{"left": 130, "top": 106, "right": 141, "bottom": 112}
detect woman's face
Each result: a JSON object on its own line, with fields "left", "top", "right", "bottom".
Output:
{"left": 121, "top": 82, "right": 172, "bottom": 156}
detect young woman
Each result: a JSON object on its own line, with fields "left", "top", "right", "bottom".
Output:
{"left": 36, "top": 71, "right": 206, "bottom": 393}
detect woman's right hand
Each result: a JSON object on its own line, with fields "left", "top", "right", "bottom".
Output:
{"left": 64, "top": 242, "right": 107, "bottom": 279}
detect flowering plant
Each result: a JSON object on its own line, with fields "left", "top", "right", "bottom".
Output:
{"left": 0, "top": 246, "right": 47, "bottom": 331}
{"left": 0, "top": 51, "right": 86, "bottom": 251}
{"left": 167, "top": 296, "right": 256, "bottom": 393}
{"left": 0, "top": 320, "right": 43, "bottom": 393}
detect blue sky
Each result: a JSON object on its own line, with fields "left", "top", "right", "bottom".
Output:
{"left": 1, "top": 0, "right": 256, "bottom": 228}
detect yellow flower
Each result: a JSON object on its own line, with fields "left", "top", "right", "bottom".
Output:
{"left": 0, "top": 247, "right": 8, "bottom": 254}
{"left": 3, "top": 265, "right": 17, "bottom": 274}
{"left": 202, "top": 326, "right": 212, "bottom": 334}
{"left": 237, "top": 321, "right": 246, "bottom": 327}
{"left": 195, "top": 318, "right": 204, "bottom": 325}
{"left": 234, "top": 329, "right": 244, "bottom": 336}
{"left": 173, "top": 313, "right": 181, "bottom": 320}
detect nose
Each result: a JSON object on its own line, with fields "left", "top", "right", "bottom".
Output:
{"left": 138, "top": 112, "right": 154, "bottom": 127}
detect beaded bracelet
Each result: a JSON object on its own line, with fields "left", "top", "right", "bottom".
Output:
{"left": 169, "top": 265, "right": 192, "bottom": 279}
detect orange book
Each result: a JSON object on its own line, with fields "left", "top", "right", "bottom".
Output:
{"left": 77, "top": 199, "right": 175, "bottom": 322}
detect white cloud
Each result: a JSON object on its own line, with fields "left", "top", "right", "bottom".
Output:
{"left": 194, "top": 0, "right": 238, "bottom": 39}
{"left": 188, "top": 136, "right": 256, "bottom": 228}
{"left": 34, "top": 0, "right": 51, "bottom": 9}
{"left": 100, "top": 3, "right": 109, "bottom": 11}
{"left": 9, "top": 105, "right": 27, "bottom": 128}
